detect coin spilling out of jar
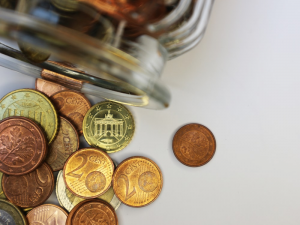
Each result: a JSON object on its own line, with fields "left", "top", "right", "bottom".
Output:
{"left": 83, "top": 101, "right": 135, "bottom": 153}
{"left": 172, "top": 123, "right": 216, "bottom": 167}
{"left": 112, "top": 156, "right": 163, "bottom": 207}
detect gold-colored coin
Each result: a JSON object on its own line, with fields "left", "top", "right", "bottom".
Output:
{"left": 0, "top": 172, "right": 6, "bottom": 199}
{"left": 63, "top": 148, "right": 114, "bottom": 199}
{"left": 56, "top": 170, "right": 121, "bottom": 211}
{"left": 112, "top": 156, "right": 163, "bottom": 207}
{"left": 0, "top": 89, "right": 58, "bottom": 143}
{"left": 0, "top": 199, "right": 27, "bottom": 225}
{"left": 83, "top": 101, "right": 135, "bottom": 153}
{"left": 18, "top": 41, "right": 51, "bottom": 63}
{"left": 46, "top": 116, "right": 79, "bottom": 171}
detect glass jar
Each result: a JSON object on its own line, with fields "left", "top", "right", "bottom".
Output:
{"left": 0, "top": 0, "right": 214, "bottom": 109}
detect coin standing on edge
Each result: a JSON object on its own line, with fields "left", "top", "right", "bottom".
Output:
{"left": 67, "top": 199, "right": 118, "bottom": 225}
{"left": 112, "top": 156, "right": 163, "bottom": 207}
{"left": 35, "top": 78, "right": 69, "bottom": 97}
{"left": 63, "top": 148, "right": 114, "bottom": 199}
{"left": 0, "top": 117, "right": 47, "bottom": 175}
{"left": 27, "top": 204, "right": 68, "bottom": 224}
{"left": 83, "top": 101, "right": 135, "bottom": 153}
{"left": 0, "top": 199, "right": 27, "bottom": 225}
{"left": 172, "top": 123, "right": 216, "bottom": 167}
{"left": 2, "top": 163, "right": 55, "bottom": 208}
{"left": 46, "top": 116, "right": 79, "bottom": 171}
{"left": 0, "top": 89, "right": 58, "bottom": 143}
{"left": 50, "top": 90, "right": 91, "bottom": 135}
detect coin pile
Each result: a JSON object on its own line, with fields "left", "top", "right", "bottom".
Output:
{"left": 0, "top": 84, "right": 163, "bottom": 224}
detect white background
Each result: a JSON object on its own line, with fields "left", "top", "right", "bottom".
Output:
{"left": 1, "top": 0, "right": 300, "bottom": 224}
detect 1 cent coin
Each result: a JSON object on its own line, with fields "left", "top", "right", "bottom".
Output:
{"left": 63, "top": 148, "right": 114, "bottom": 199}
{"left": 46, "top": 116, "right": 79, "bottom": 171}
{"left": 112, "top": 156, "right": 163, "bottom": 207}
{"left": 0, "top": 199, "right": 27, "bottom": 225}
{"left": 69, "top": 199, "right": 118, "bottom": 225}
{"left": 50, "top": 90, "right": 91, "bottom": 135}
{"left": 172, "top": 123, "right": 216, "bottom": 167}
{"left": 0, "top": 117, "right": 47, "bottom": 175}
{"left": 2, "top": 163, "right": 55, "bottom": 208}
{"left": 27, "top": 204, "right": 68, "bottom": 224}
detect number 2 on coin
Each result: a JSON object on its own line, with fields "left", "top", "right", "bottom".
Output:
{"left": 118, "top": 174, "right": 136, "bottom": 201}
{"left": 66, "top": 154, "right": 88, "bottom": 179}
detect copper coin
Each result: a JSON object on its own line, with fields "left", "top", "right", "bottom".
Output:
{"left": 46, "top": 116, "right": 79, "bottom": 171}
{"left": 2, "top": 163, "right": 55, "bottom": 208}
{"left": 66, "top": 199, "right": 91, "bottom": 225}
{"left": 27, "top": 204, "right": 68, "bottom": 224}
{"left": 35, "top": 78, "right": 69, "bottom": 97}
{"left": 172, "top": 123, "right": 216, "bottom": 167}
{"left": 0, "top": 116, "right": 47, "bottom": 175}
{"left": 50, "top": 90, "right": 91, "bottom": 135}
{"left": 70, "top": 199, "right": 118, "bottom": 225}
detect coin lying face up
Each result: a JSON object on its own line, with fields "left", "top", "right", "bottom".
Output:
{"left": 63, "top": 148, "right": 114, "bottom": 199}
{"left": 112, "top": 156, "right": 163, "bottom": 207}
{"left": 0, "top": 199, "right": 27, "bottom": 225}
{"left": 172, "top": 123, "right": 216, "bottom": 167}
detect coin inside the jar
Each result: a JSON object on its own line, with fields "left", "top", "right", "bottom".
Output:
{"left": 0, "top": 117, "right": 47, "bottom": 175}
{"left": 2, "top": 163, "right": 55, "bottom": 208}
{"left": 172, "top": 123, "right": 216, "bottom": 167}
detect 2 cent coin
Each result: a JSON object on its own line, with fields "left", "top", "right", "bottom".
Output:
{"left": 2, "top": 163, "right": 55, "bottom": 208}
{"left": 50, "top": 90, "right": 91, "bottom": 135}
{"left": 172, "top": 123, "right": 216, "bottom": 167}
{"left": 0, "top": 117, "right": 47, "bottom": 175}
{"left": 112, "top": 156, "right": 163, "bottom": 207}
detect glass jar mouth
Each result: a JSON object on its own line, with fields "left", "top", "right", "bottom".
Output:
{"left": 0, "top": 6, "right": 171, "bottom": 109}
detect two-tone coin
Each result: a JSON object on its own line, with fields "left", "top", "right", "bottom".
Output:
{"left": 46, "top": 116, "right": 79, "bottom": 171}
{"left": 50, "top": 90, "right": 91, "bottom": 135}
{"left": 0, "top": 199, "right": 27, "bottom": 225}
{"left": 2, "top": 163, "right": 55, "bottom": 208}
{"left": 27, "top": 204, "right": 68, "bottom": 224}
{"left": 112, "top": 156, "right": 163, "bottom": 207}
{"left": 0, "top": 89, "right": 58, "bottom": 143}
{"left": 63, "top": 148, "right": 114, "bottom": 199}
{"left": 0, "top": 117, "right": 47, "bottom": 175}
{"left": 172, "top": 123, "right": 216, "bottom": 167}
{"left": 66, "top": 199, "right": 118, "bottom": 225}
{"left": 83, "top": 101, "right": 135, "bottom": 153}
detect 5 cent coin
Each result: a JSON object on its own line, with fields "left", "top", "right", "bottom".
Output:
{"left": 112, "top": 156, "right": 163, "bottom": 207}
{"left": 46, "top": 116, "right": 79, "bottom": 171}
{"left": 63, "top": 148, "right": 114, "bottom": 199}
{"left": 27, "top": 204, "right": 68, "bottom": 224}
{"left": 50, "top": 90, "right": 91, "bottom": 135}
{"left": 0, "top": 117, "right": 47, "bottom": 175}
{"left": 172, "top": 123, "right": 216, "bottom": 167}
{"left": 2, "top": 163, "right": 55, "bottom": 208}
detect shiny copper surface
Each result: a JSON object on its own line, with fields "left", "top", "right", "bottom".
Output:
{"left": 35, "top": 78, "right": 69, "bottom": 97}
{"left": 172, "top": 123, "right": 216, "bottom": 167}
{"left": 0, "top": 117, "right": 47, "bottom": 175}
{"left": 50, "top": 90, "right": 91, "bottom": 135}
{"left": 2, "top": 163, "right": 55, "bottom": 208}
{"left": 27, "top": 204, "right": 68, "bottom": 225}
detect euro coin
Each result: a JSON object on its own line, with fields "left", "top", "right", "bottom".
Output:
{"left": 0, "top": 199, "right": 27, "bottom": 225}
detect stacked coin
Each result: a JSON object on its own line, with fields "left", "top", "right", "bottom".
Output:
{"left": 0, "top": 83, "right": 166, "bottom": 224}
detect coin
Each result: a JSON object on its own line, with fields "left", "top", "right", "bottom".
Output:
{"left": 35, "top": 78, "right": 69, "bottom": 97}
{"left": 46, "top": 116, "right": 79, "bottom": 171}
{"left": 0, "top": 117, "right": 47, "bottom": 175}
{"left": 2, "top": 163, "right": 55, "bottom": 208}
{"left": 18, "top": 41, "right": 51, "bottom": 63}
{"left": 0, "top": 89, "right": 58, "bottom": 143}
{"left": 0, "top": 199, "right": 27, "bottom": 225}
{"left": 172, "top": 123, "right": 216, "bottom": 167}
{"left": 50, "top": 90, "right": 91, "bottom": 135}
{"left": 57, "top": 169, "right": 121, "bottom": 211}
{"left": 83, "top": 101, "right": 135, "bottom": 153}
{"left": 63, "top": 148, "right": 114, "bottom": 199}
{"left": 68, "top": 199, "right": 118, "bottom": 225}
{"left": 0, "top": 172, "right": 6, "bottom": 199}
{"left": 112, "top": 156, "right": 163, "bottom": 207}
{"left": 27, "top": 204, "right": 68, "bottom": 224}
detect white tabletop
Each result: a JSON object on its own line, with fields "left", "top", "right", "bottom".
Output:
{"left": 1, "top": 0, "right": 300, "bottom": 224}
